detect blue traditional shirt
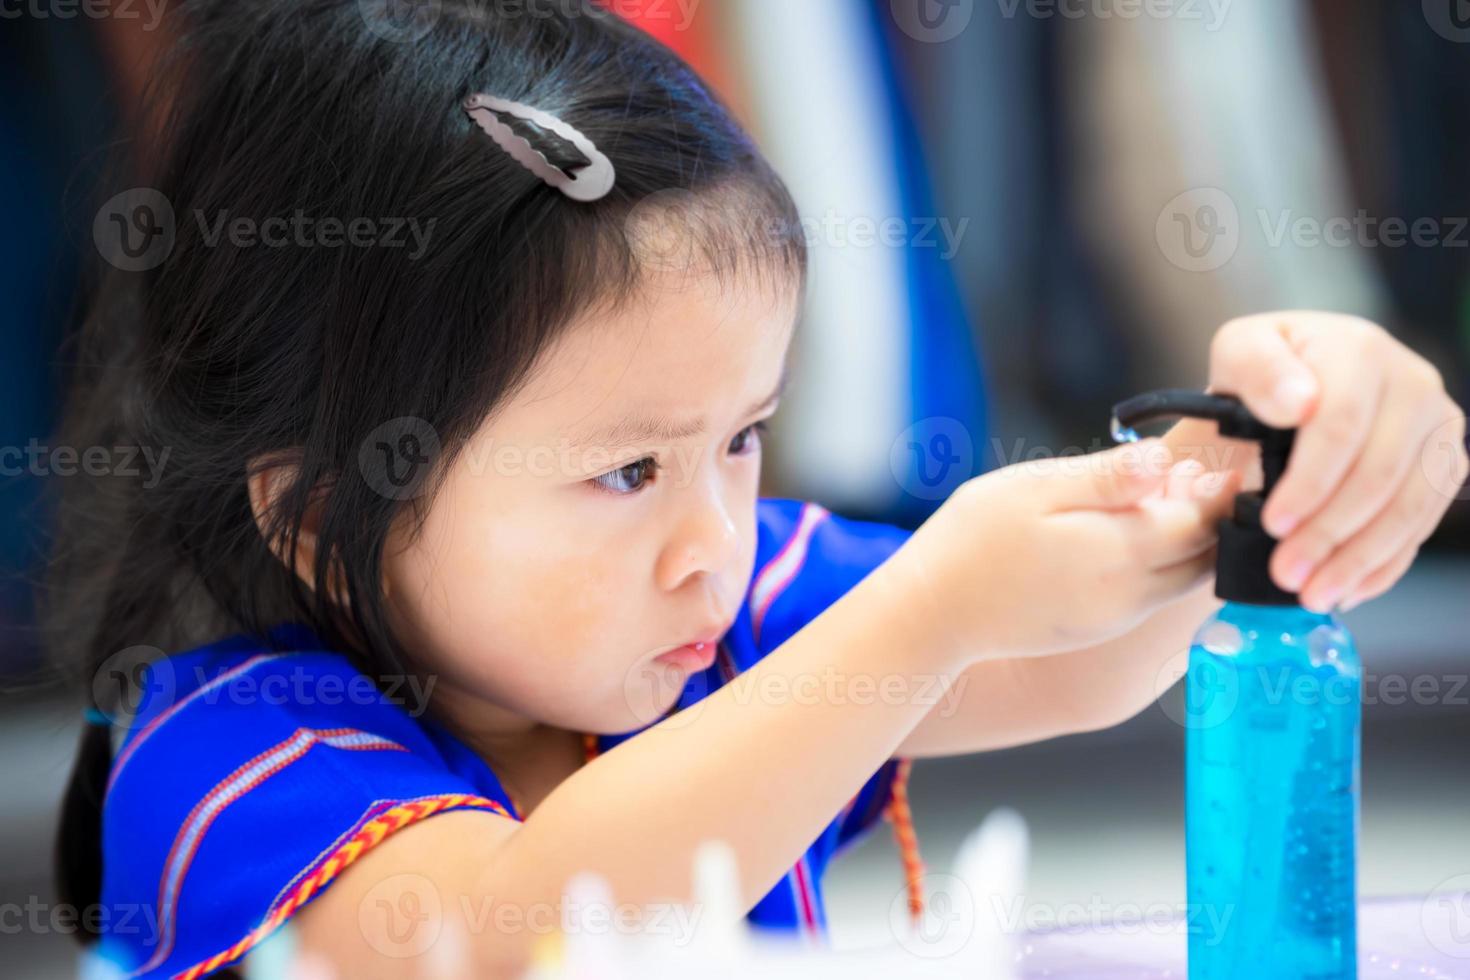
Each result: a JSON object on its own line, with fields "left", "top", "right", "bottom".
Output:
{"left": 95, "top": 497, "right": 917, "bottom": 978}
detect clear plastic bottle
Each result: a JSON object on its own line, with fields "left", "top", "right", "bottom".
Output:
{"left": 1108, "top": 389, "right": 1363, "bottom": 979}
{"left": 1185, "top": 602, "right": 1361, "bottom": 978}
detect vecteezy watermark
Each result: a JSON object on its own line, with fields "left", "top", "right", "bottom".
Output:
{"left": 770, "top": 211, "right": 971, "bottom": 261}
{"left": 0, "top": 897, "right": 160, "bottom": 943}
{"left": 358, "top": 0, "right": 440, "bottom": 42}
{"left": 1005, "top": 437, "right": 1177, "bottom": 481}
{"left": 622, "top": 189, "right": 970, "bottom": 278}
{"left": 90, "top": 645, "right": 439, "bottom": 726}
{"left": 1423, "top": 0, "right": 1470, "bottom": 43}
{"left": 892, "top": 417, "right": 977, "bottom": 501}
{"left": 357, "top": 873, "right": 706, "bottom": 959}
{"left": 622, "top": 652, "right": 718, "bottom": 730}
{"left": 359, "top": 0, "right": 701, "bottom": 44}
{"left": 186, "top": 664, "right": 438, "bottom": 716}
{"left": 195, "top": 210, "right": 436, "bottom": 260}
{"left": 891, "top": 873, "right": 976, "bottom": 958}
{"left": 994, "top": 0, "right": 1231, "bottom": 29}
{"left": 890, "top": 0, "right": 975, "bottom": 43}
{"left": 0, "top": 439, "right": 169, "bottom": 488}
{"left": 91, "top": 645, "right": 171, "bottom": 727}
{"left": 94, "top": 187, "right": 176, "bottom": 273}
{"left": 1154, "top": 643, "right": 1470, "bottom": 731}
{"left": 623, "top": 187, "right": 715, "bottom": 277}
{"left": 358, "top": 417, "right": 443, "bottom": 501}
{"left": 357, "top": 416, "right": 733, "bottom": 501}
{"left": 94, "top": 189, "right": 438, "bottom": 271}
{"left": 1422, "top": 415, "right": 1470, "bottom": 502}
{"left": 0, "top": 0, "right": 170, "bottom": 30}
{"left": 1155, "top": 187, "right": 1241, "bottom": 273}
{"left": 1257, "top": 210, "right": 1470, "bottom": 251}
{"left": 1422, "top": 874, "right": 1470, "bottom": 959}
{"left": 1157, "top": 187, "right": 1470, "bottom": 273}
{"left": 990, "top": 435, "right": 1247, "bottom": 471}
{"left": 990, "top": 894, "right": 1236, "bottom": 946}
{"left": 622, "top": 655, "right": 972, "bottom": 734}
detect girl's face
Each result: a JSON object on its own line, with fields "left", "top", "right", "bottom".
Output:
{"left": 382, "top": 271, "right": 798, "bottom": 737}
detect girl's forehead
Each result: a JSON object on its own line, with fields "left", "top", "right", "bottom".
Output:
{"left": 525, "top": 272, "right": 798, "bottom": 406}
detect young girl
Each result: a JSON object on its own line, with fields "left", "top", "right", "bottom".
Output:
{"left": 49, "top": 1, "right": 1465, "bottom": 978}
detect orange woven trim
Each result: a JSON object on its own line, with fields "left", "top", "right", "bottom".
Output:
{"left": 171, "top": 793, "right": 511, "bottom": 980}
{"left": 883, "top": 757, "right": 925, "bottom": 921}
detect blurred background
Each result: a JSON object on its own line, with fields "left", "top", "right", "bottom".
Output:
{"left": 3, "top": 0, "right": 1468, "bottom": 975}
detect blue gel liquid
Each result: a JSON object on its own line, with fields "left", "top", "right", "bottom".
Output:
{"left": 1185, "top": 602, "right": 1361, "bottom": 979}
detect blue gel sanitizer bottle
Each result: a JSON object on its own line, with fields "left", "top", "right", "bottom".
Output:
{"left": 1112, "top": 389, "right": 1361, "bottom": 979}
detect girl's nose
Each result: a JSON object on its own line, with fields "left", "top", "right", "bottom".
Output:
{"left": 656, "top": 486, "right": 741, "bottom": 591}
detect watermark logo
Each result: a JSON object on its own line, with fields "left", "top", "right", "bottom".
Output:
{"left": 359, "top": 416, "right": 442, "bottom": 500}
{"left": 1422, "top": 874, "right": 1470, "bottom": 958}
{"left": 621, "top": 653, "right": 716, "bottom": 732}
{"left": 0, "top": 897, "right": 160, "bottom": 943}
{"left": 360, "top": 873, "right": 442, "bottom": 958}
{"left": 993, "top": 0, "right": 1231, "bottom": 30}
{"left": 357, "top": 875, "right": 706, "bottom": 956}
{"left": 891, "top": 0, "right": 975, "bottom": 43}
{"left": 891, "top": 873, "right": 975, "bottom": 958}
{"left": 91, "top": 645, "right": 172, "bottom": 727}
{"left": 358, "top": 0, "right": 441, "bottom": 42}
{"left": 1155, "top": 187, "right": 1240, "bottom": 273}
{"left": 775, "top": 210, "right": 970, "bottom": 260}
{"left": 0, "top": 0, "right": 170, "bottom": 31}
{"left": 194, "top": 210, "right": 436, "bottom": 260}
{"left": 624, "top": 187, "right": 725, "bottom": 278}
{"left": 1153, "top": 622, "right": 1241, "bottom": 731}
{"left": 1158, "top": 189, "right": 1470, "bottom": 272}
{"left": 0, "top": 440, "right": 170, "bottom": 487}
{"left": 891, "top": 416, "right": 975, "bottom": 501}
{"left": 1423, "top": 0, "right": 1470, "bottom": 43}
{"left": 94, "top": 188, "right": 175, "bottom": 272}
{"left": 1423, "top": 415, "right": 1470, "bottom": 502}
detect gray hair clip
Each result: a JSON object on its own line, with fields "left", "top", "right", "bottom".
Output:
{"left": 462, "top": 93, "right": 616, "bottom": 203}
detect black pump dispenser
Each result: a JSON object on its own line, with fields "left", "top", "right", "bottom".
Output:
{"left": 1111, "top": 388, "right": 1299, "bottom": 606}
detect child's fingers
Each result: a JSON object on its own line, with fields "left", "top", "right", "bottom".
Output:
{"left": 1192, "top": 467, "right": 1242, "bottom": 516}
{"left": 1142, "top": 549, "right": 1217, "bottom": 605}
{"left": 1121, "top": 471, "right": 1239, "bottom": 568}
{"left": 1165, "top": 459, "right": 1206, "bottom": 500}
{"left": 1044, "top": 439, "right": 1174, "bottom": 511}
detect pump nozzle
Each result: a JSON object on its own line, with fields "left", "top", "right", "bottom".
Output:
{"left": 1110, "top": 388, "right": 1299, "bottom": 606}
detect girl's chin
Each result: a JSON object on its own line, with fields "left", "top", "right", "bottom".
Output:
{"left": 611, "top": 657, "right": 711, "bottom": 731}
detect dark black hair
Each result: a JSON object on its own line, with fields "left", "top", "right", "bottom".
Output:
{"left": 47, "top": 0, "right": 805, "bottom": 944}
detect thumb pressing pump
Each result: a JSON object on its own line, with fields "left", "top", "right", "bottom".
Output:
{"left": 1112, "top": 388, "right": 1361, "bottom": 979}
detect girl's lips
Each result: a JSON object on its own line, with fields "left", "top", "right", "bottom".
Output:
{"left": 653, "top": 641, "right": 718, "bottom": 671}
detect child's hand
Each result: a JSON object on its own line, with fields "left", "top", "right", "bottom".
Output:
{"left": 889, "top": 440, "right": 1240, "bottom": 666}
{"left": 1202, "top": 312, "right": 1467, "bottom": 612}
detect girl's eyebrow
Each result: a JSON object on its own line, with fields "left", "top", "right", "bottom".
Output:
{"left": 573, "top": 363, "right": 790, "bottom": 447}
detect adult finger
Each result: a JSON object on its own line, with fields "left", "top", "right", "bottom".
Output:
{"left": 1269, "top": 387, "right": 1445, "bottom": 593}
{"left": 1259, "top": 326, "right": 1385, "bottom": 539}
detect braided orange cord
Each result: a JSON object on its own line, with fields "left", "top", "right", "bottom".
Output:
{"left": 883, "top": 756, "right": 926, "bottom": 922}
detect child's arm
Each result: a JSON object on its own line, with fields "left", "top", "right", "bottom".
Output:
{"left": 268, "top": 543, "right": 964, "bottom": 978}
{"left": 263, "top": 440, "right": 1213, "bottom": 979}
{"left": 897, "top": 312, "right": 1465, "bottom": 757}
{"left": 895, "top": 579, "right": 1221, "bottom": 757}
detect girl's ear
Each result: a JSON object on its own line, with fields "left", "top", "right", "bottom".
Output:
{"left": 246, "top": 453, "right": 350, "bottom": 605}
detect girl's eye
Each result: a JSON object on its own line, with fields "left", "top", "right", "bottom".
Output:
{"left": 729, "top": 419, "right": 769, "bottom": 456}
{"left": 592, "top": 457, "right": 658, "bottom": 496}
{"left": 589, "top": 421, "right": 769, "bottom": 497}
